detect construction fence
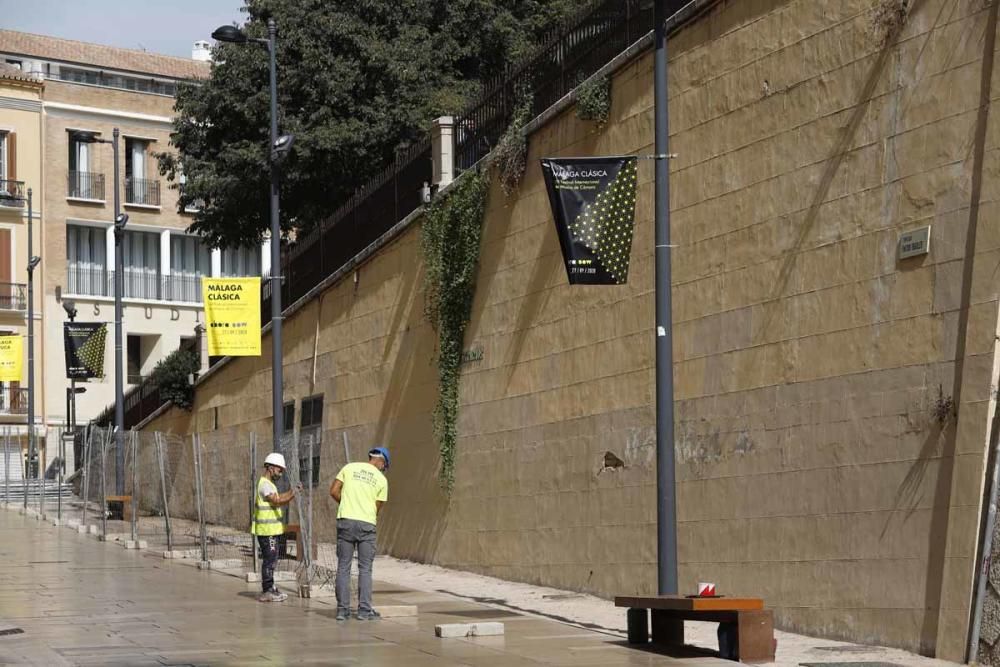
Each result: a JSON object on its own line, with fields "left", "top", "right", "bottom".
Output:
{"left": 75, "top": 425, "right": 359, "bottom": 593}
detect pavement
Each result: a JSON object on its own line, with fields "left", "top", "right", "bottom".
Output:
{"left": 0, "top": 501, "right": 732, "bottom": 666}
{"left": 0, "top": 497, "right": 963, "bottom": 667}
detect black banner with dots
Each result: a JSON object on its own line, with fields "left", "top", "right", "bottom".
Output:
{"left": 64, "top": 322, "right": 107, "bottom": 380}
{"left": 541, "top": 156, "right": 638, "bottom": 285}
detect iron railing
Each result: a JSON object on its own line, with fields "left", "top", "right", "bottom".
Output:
{"left": 0, "top": 283, "right": 27, "bottom": 311}
{"left": 455, "top": 0, "right": 658, "bottom": 171}
{"left": 0, "top": 179, "right": 25, "bottom": 207}
{"left": 0, "top": 386, "right": 27, "bottom": 416}
{"left": 68, "top": 171, "right": 105, "bottom": 200}
{"left": 125, "top": 178, "right": 161, "bottom": 206}
{"left": 66, "top": 266, "right": 205, "bottom": 303}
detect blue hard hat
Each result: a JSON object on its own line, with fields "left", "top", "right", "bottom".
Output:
{"left": 368, "top": 446, "right": 390, "bottom": 470}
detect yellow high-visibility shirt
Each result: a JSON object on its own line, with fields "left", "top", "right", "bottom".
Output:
{"left": 251, "top": 476, "right": 284, "bottom": 536}
{"left": 335, "top": 462, "right": 387, "bottom": 526}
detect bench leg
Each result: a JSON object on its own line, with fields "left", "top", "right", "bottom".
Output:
{"left": 626, "top": 608, "right": 648, "bottom": 644}
{"left": 651, "top": 610, "right": 683, "bottom": 646}
{"left": 736, "top": 610, "right": 774, "bottom": 663}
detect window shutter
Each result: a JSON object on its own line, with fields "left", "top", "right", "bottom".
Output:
{"left": 5, "top": 133, "right": 15, "bottom": 182}
{"left": 0, "top": 229, "right": 12, "bottom": 284}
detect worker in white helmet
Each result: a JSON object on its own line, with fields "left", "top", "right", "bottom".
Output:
{"left": 252, "top": 452, "right": 302, "bottom": 602}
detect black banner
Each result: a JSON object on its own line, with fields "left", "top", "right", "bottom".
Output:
{"left": 64, "top": 322, "right": 107, "bottom": 379}
{"left": 541, "top": 156, "right": 638, "bottom": 285}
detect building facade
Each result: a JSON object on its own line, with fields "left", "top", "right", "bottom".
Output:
{"left": 0, "top": 63, "right": 43, "bottom": 470}
{"left": 0, "top": 31, "right": 266, "bottom": 471}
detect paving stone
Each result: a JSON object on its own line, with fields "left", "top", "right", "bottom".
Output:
{"left": 435, "top": 622, "right": 504, "bottom": 638}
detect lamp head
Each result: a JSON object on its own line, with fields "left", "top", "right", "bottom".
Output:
{"left": 211, "top": 25, "right": 248, "bottom": 44}
{"left": 28, "top": 256, "right": 40, "bottom": 271}
{"left": 114, "top": 213, "right": 129, "bottom": 230}
{"left": 73, "top": 131, "right": 100, "bottom": 144}
{"left": 62, "top": 299, "right": 77, "bottom": 319}
{"left": 271, "top": 134, "right": 295, "bottom": 164}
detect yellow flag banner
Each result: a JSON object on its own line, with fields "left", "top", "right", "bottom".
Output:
{"left": 0, "top": 335, "right": 24, "bottom": 382}
{"left": 202, "top": 277, "right": 261, "bottom": 357}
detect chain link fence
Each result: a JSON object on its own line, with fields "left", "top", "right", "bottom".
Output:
{"left": 66, "top": 425, "right": 362, "bottom": 597}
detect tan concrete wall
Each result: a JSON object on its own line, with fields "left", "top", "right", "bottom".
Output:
{"left": 142, "top": 0, "right": 1000, "bottom": 658}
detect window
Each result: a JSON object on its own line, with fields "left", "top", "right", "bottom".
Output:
{"left": 299, "top": 395, "right": 323, "bottom": 487}
{"left": 169, "top": 235, "right": 210, "bottom": 302}
{"left": 221, "top": 246, "right": 261, "bottom": 277}
{"left": 68, "top": 132, "right": 103, "bottom": 199}
{"left": 66, "top": 225, "right": 108, "bottom": 296}
{"left": 282, "top": 401, "right": 295, "bottom": 435}
{"left": 121, "top": 230, "right": 160, "bottom": 299}
{"left": 0, "top": 132, "right": 7, "bottom": 182}
{"left": 125, "top": 138, "right": 147, "bottom": 180}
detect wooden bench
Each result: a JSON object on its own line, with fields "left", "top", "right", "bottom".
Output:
{"left": 615, "top": 595, "right": 775, "bottom": 663}
{"left": 104, "top": 495, "right": 133, "bottom": 522}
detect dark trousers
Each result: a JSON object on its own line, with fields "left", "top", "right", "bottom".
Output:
{"left": 257, "top": 535, "right": 279, "bottom": 593}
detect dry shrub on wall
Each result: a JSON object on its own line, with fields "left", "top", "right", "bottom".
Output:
{"left": 575, "top": 74, "right": 612, "bottom": 124}
{"left": 870, "top": 0, "right": 910, "bottom": 46}
{"left": 492, "top": 100, "right": 533, "bottom": 197}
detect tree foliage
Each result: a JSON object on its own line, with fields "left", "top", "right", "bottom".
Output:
{"left": 150, "top": 348, "right": 200, "bottom": 411}
{"left": 161, "top": 0, "right": 581, "bottom": 249}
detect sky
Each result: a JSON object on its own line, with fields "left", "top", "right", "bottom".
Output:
{"left": 1, "top": 0, "right": 246, "bottom": 59}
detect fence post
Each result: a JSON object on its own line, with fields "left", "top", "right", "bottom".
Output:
{"left": 192, "top": 434, "right": 208, "bottom": 564}
{"left": 155, "top": 433, "right": 172, "bottom": 552}
{"left": 81, "top": 427, "right": 91, "bottom": 529}
{"left": 101, "top": 428, "right": 109, "bottom": 539}
{"left": 306, "top": 431, "right": 314, "bottom": 583}
{"left": 250, "top": 432, "right": 257, "bottom": 575}
{"left": 4, "top": 428, "right": 9, "bottom": 505}
{"left": 130, "top": 430, "right": 138, "bottom": 542}
{"left": 57, "top": 427, "right": 63, "bottom": 522}
{"left": 38, "top": 438, "right": 45, "bottom": 518}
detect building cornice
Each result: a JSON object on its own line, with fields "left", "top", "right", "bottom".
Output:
{"left": 43, "top": 101, "right": 173, "bottom": 125}
{"left": 0, "top": 95, "right": 42, "bottom": 113}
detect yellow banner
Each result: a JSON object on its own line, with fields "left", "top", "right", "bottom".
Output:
{"left": 202, "top": 277, "right": 261, "bottom": 357}
{"left": 0, "top": 335, "right": 23, "bottom": 382}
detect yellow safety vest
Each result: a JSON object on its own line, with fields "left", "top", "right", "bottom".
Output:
{"left": 251, "top": 476, "right": 284, "bottom": 536}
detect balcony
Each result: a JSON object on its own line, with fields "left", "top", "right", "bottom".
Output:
{"left": 0, "top": 179, "right": 25, "bottom": 208}
{"left": 0, "top": 385, "right": 27, "bottom": 416}
{"left": 66, "top": 266, "right": 205, "bottom": 303}
{"left": 68, "top": 171, "right": 106, "bottom": 201}
{"left": 125, "top": 177, "right": 160, "bottom": 207}
{"left": 0, "top": 283, "right": 27, "bottom": 311}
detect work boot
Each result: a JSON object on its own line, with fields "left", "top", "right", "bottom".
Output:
{"left": 257, "top": 591, "right": 280, "bottom": 602}
{"left": 335, "top": 609, "right": 349, "bottom": 621}
{"left": 356, "top": 609, "right": 381, "bottom": 621}
{"left": 270, "top": 589, "right": 288, "bottom": 602}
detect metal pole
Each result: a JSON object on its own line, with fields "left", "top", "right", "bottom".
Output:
{"left": 155, "top": 433, "right": 172, "bottom": 552}
{"left": 3, "top": 428, "right": 8, "bottom": 505}
{"left": 81, "top": 426, "right": 91, "bottom": 529}
{"left": 267, "top": 18, "right": 285, "bottom": 454}
{"left": 113, "top": 128, "right": 126, "bottom": 495}
{"left": 306, "top": 431, "right": 314, "bottom": 578}
{"left": 101, "top": 428, "right": 109, "bottom": 539}
{"left": 193, "top": 434, "right": 207, "bottom": 563}
{"left": 654, "top": 0, "right": 678, "bottom": 596}
{"left": 130, "top": 430, "right": 138, "bottom": 542}
{"left": 25, "top": 188, "right": 33, "bottom": 510}
{"left": 250, "top": 432, "right": 257, "bottom": 574}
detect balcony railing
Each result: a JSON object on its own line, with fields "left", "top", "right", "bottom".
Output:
{"left": 66, "top": 266, "right": 205, "bottom": 303}
{"left": 0, "top": 385, "right": 26, "bottom": 416}
{"left": 68, "top": 171, "right": 105, "bottom": 200}
{"left": 0, "top": 283, "right": 27, "bottom": 311}
{"left": 0, "top": 179, "right": 25, "bottom": 207}
{"left": 125, "top": 177, "right": 160, "bottom": 206}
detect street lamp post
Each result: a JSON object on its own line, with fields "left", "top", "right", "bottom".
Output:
{"left": 212, "top": 20, "right": 294, "bottom": 453}
{"left": 74, "top": 130, "right": 127, "bottom": 494}
{"left": 23, "top": 189, "right": 38, "bottom": 508}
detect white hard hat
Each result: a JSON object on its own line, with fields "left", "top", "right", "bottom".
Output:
{"left": 264, "top": 453, "right": 286, "bottom": 469}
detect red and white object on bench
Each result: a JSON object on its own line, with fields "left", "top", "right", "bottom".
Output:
{"left": 697, "top": 582, "right": 716, "bottom": 597}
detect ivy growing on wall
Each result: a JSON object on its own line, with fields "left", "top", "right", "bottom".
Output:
{"left": 421, "top": 170, "right": 489, "bottom": 491}
{"left": 575, "top": 74, "right": 612, "bottom": 123}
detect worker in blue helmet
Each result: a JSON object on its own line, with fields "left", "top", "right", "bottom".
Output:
{"left": 329, "top": 446, "right": 390, "bottom": 621}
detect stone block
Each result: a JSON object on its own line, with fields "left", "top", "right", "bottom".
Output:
{"left": 50, "top": 518, "right": 60, "bottom": 526}
{"left": 246, "top": 572, "right": 261, "bottom": 583}
{"left": 87, "top": 525, "right": 99, "bottom": 535}
{"left": 163, "top": 549, "right": 200, "bottom": 559}
{"left": 196, "top": 561, "right": 212, "bottom": 570}
{"left": 379, "top": 605, "right": 418, "bottom": 618}
{"left": 123, "top": 540, "right": 147, "bottom": 550}
{"left": 208, "top": 558, "right": 244, "bottom": 570}
{"left": 435, "top": 622, "right": 504, "bottom": 638}
{"left": 274, "top": 571, "right": 296, "bottom": 582}
{"left": 66, "top": 519, "right": 81, "bottom": 528}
